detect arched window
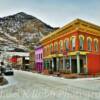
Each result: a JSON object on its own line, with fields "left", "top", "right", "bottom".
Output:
{"left": 79, "top": 35, "right": 84, "bottom": 50}
{"left": 87, "top": 37, "right": 92, "bottom": 51}
{"left": 71, "top": 36, "right": 76, "bottom": 51}
{"left": 54, "top": 42, "right": 58, "bottom": 52}
{"left": 43, "top": 47, "right": 46, "bottom": 56}
{"left": 64, "top": 39, "right": 69, "bottom": 51}
{"left": 50, "top": 44, "right": 53, "bottom": 53}
{"left": 44, "top": 47, "right": 47, "bottom": 56}
{"left": 94, "top": 39, "right": 99, "bottom": 52}
{"left": 46, "top": 46, "right": 48, "bottom": 53}
{"left": 59, "top": 40, "right": 63, "bottom": 52}
{"left": 47, "top": 45, "right": 49, "bottom": 53}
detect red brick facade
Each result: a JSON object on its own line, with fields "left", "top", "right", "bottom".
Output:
{"left": 41, "top": 19, "right": 100, "bottom": 74}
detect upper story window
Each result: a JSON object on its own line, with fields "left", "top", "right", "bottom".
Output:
{"left": 59, "top": 40, "right": 63, "bottom": 52}
{"left": 46, "top": 46, "right": 47, "bottom": 53}
{"left": 44, "top": 46, "right": 47, "bottom": 56}
{"left": 47, "top": 46, "right": 49, "bottom": 53}
{"left": 36, "top": 54, "right": 37, "bottom": 60}
{"left": 40, "top": 53, "right": 42, "bottom": 59}
{"left": 37, "top": 54, "right": 39, "bottom": 60}
{"left": 39, "top": 54, "right": 40, "bottom": 60}
{"left": 50, "top": 43, "right": 53, "bottom": 53}
{"left": 43, "top": 47, "right": 46, "bottom": 56}
{"left": 64, "top": 38, "right": 69, "bottom": 51}
{"left": 54, "top": 42, "right": 58, "bottom": 52}
{"left": 94, "top": 39, "right": 99, "bottom": 52}
{"left": 87, "top": 37, "right": 92, "bottom": 51}
{"left": 79, "top": 35, "right": 84, "bottom": 50}
{"left": 38, "top": 54, "right": 39, "bottom": 60}
{"left": 71, "top": 36, "right": 76, "bottom": 51}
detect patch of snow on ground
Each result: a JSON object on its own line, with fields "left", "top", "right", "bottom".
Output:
{"left": 0, "top": 70, "right": 100, "bottom": 100}
{"left": 0, "top": 76, "right": 17, "bottom": 89}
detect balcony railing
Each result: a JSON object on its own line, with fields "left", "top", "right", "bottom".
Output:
{"left": 50, "top": 50, "right": 58, "bottom": 54}
{"left": 50, "top": 50, "right": 68, "bottom": 56}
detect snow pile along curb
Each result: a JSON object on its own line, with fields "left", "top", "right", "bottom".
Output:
{"left": 0, "top": 76, "right": 8, "bottom": 86}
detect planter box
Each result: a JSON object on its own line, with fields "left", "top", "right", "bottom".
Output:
{"left": 61, "top": 74, "right": 78, "bottom": 79}
{"left": 53, "top": 72, "right": 61, "bottom": 77}
{"left": 43, "top": 69, "right": 49, "bottom": 75}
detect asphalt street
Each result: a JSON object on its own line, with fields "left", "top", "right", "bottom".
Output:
{"left": 0, "top": 70, "right": 100, "bottom": 100}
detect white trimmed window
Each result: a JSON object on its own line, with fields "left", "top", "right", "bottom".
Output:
{"left": 94, "top": 39, "right": 99, "bottom": 52}
{"left": 79, "top": 35, "right": 84, "bottom": 50}
{"left": 64, "top": 39, "right": 69, "bottom": 51}
{"left": 59, "top": 40, "right": 63, "bottom": 52}
{"left": 54, "top": 42, "right": 58, "bottom": 52}
{"left": 87, "top": 37, "right": 92, "bottom": 51}
{"left": 71, "top": 36, "right": 76, "bottom": 51}
{"left": 50, "top": 44, "right": 53, "bottom": 53}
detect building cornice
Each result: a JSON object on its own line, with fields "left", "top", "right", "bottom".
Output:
{"left": 41, "top": 19, "right": 100, "bottom": 46}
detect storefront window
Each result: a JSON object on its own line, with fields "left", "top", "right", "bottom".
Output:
{"left": 65, "top": 59, "right": 70, "bottom": 69}
{"left": 44, "top": 61, "right": 47, "bottom": 69}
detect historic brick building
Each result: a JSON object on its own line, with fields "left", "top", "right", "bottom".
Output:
{"left": 40, "top": 19, "right": 100, "bottom": 74}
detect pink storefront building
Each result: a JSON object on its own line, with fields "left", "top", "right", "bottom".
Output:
{"left": 35, "top": 45, "right": 43, "bottom": 73}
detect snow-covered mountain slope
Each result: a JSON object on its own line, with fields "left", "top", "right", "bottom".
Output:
{"left": 0, "top": 12, "right": 58, "bottom": 50}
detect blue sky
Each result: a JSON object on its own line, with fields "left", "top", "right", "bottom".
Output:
{"left": 0, "top": 0, "right": 100, "bottom": 27}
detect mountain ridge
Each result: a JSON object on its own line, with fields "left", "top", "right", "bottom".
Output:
{"left": 0, "top": 12, "right": 58, "bottom": 50}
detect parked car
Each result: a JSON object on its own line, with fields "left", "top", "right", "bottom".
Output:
{"left": 4, "top": 65, "right": 14, "bottom": 76}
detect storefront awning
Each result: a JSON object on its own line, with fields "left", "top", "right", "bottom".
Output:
{"left": 43, "top": 51, "right": 89, "bottom": 59}
{"left": 43, "top": 54, "right": 63, "bottom": 59}
{"left": 68, "top": 51, "right": 89, "bottom": 56}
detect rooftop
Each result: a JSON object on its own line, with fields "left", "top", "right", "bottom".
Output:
{"left": 40, "top": 18, "right": 100, "bottom": 42}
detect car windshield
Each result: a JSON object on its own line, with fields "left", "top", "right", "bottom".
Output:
{"left": 6, "top": 66, "right": 12, "bottom": 70}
